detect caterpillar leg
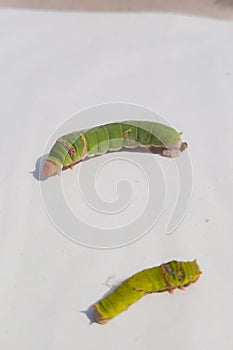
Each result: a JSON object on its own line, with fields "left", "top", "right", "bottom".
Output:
{"left": 168, "top": 288, "right": 174, "bottom": 294}
{"left": 178, "top": 286, "right": 185, "bottom": 290}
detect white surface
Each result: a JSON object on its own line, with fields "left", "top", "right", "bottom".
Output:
{"left": 0, "top": 9, "right": 233, "bottom": 350}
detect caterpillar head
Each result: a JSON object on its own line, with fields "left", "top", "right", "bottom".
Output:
{"left": 43, "top": 159, "right": 61, "bottom": 177}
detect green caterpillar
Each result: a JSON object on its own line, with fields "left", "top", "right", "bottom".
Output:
{"left": 43, "top": 120, "right": 188, "bottom": 177}
{"left": 93, "top": 260, "right": 201, "bottom": 324}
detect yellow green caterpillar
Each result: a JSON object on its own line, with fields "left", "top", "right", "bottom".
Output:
{"left": 93, "top": 260, "right": 202, "bottom": 324}
{"left": 43, "top": 120, "right": 188, "bottom": 177}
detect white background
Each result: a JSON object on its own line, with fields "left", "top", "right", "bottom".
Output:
{"left": 0, "top": 9, "right": 233, "bottom": 349}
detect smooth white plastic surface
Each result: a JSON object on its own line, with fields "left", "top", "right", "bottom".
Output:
{"left": 0, "top": 9, "right": 233, "bottom": 350}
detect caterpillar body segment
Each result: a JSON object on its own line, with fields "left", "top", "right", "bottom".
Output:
{"left": 93, "top": 260, "right": 202, "bottom": 324}
{"left": 43, "top": 121, "right": 188, "bottom": 177}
